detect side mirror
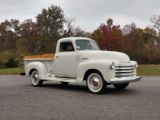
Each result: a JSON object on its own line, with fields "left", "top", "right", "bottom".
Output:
{"left": 76, "top": 46, "right": 80, "bottom": 51}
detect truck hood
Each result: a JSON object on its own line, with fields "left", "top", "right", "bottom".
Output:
{"left": 79, "top": 50, "right": 130, "bottom": 64}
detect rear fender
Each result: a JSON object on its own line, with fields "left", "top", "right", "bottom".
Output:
{"left": 25, "top": 62, "right": 48, "bottom": 79}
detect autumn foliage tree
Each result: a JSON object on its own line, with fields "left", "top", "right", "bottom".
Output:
{"left": 15, "top": 19, "right": 40, "bottom": 63}
{"left": 92, "top": 19, "right": 123, "bottom": 51}
{"left": 91, "top": 18, "right": 160, "bottom": 64}
{"left": 18, "top": 19, "right": 39, "bottom": 54}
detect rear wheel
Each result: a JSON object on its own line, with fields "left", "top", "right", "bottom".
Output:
{"left": 113, "top": 83, "right": 129, "bottom": 89}
{"left": 30, "top": 70, "right": 43, "bottom": 87}
{"left": 86, "top": 72, "right": 106, "bottom": 94}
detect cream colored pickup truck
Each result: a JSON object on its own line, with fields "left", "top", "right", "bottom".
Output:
{"left": 23, "top": 37, "right": 141, "bottom": 93}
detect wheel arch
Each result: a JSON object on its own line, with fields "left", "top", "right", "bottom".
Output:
{"left": 83, "top": 69, "right": 103, "bottom": 81}
{"left": 29, "top": 69, "right": 37, "bottom": 75}
{"left": 76, "top": 60, "right": 114, "bottom": 83}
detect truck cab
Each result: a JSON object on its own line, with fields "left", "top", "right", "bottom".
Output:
{"left": 24, "top": 37, "right": 141, "bottom": 94}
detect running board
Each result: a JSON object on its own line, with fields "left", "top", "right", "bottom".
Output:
{"left": 44, "top": 77, "right": 76, "bottom": 83}
{"left": 40, "top": 74, "right": 77, "bottom": 83}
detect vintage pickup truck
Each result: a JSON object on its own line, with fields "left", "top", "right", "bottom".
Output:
{"left": 23, "top": 37, "right": 141, "bottom": 93}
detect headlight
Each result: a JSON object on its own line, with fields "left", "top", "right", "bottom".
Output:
{"left": 110, "top": 62, "right": 115, "bottom": 69}
{"left": 135, "top": 62, "right": 138, "bottom": 68}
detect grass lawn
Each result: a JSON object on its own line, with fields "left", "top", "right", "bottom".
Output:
{"left": 138, "top": 65, "right": 160, "bottom": 76}
{"left": 0, "top": 65, "right": 160, "bottom": 76}
{"left": 0, "top": 68, "right": 24, "bottom": 75}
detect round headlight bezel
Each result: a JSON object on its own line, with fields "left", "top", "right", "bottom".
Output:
{"left": 110, "top": 62, "right": 115, "bottom": 69}
{"left": 135, "top": 62, "right": 138, "bottom": 68}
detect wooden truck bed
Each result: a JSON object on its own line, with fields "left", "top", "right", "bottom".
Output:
{"left": 24, "top": 54, "right": 54, "bottom": 60}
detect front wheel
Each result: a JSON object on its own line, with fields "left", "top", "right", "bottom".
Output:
{"left": 30, "top": 70, "right": 43, "bottom": 87}
{"left": 86, "top": 72, "right": 106, "bottom": 94}
{"left": 113, "top": 83, "right": 129, "bottom": 89}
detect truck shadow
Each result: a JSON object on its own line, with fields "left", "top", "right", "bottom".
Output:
{"left": 42, "top": 83, "right": 89, "bottom": 93}
{"left": 42, "top": 83, "right": 138, "bottom": 95}
{"left": 106, "top": 87, "right": 139, "bottom": 95}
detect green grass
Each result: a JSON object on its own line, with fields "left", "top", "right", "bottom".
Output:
{"left": 0, "top": 65, "right": 160, "bottom": 76}
{"left": 0, "top": 68, "right": 24, "bottom": 75}
{"left": 138, "top": 65, "right": 160, "bottom": 76}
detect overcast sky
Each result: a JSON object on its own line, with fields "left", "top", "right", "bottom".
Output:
{"left": 0, "top": 0, "right": 159, "bottom": 32}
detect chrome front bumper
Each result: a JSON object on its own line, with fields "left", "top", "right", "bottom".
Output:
{"left": 110, "top": 76, "right": 141, "bottom": 84}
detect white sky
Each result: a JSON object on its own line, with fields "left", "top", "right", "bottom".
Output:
{"left": 0, "top": 0, "right": 159, "bottom": 32}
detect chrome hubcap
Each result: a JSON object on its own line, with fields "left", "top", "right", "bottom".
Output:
{"left": 31, "top": 72, "right": 39, "bottom": 85}
{"left": 89, "top": 75, "right": 101, "bottom": 90}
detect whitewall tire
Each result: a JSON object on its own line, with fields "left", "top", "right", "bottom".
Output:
{"left": 30, "top": 70, "right": 43, "bottom": 87}
{"left": 87, "top": 72, "right": 106, "bottom": 94}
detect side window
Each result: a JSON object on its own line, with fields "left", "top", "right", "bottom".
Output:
{"left": 59, "top": 42, "right": 74, "bottom": 52}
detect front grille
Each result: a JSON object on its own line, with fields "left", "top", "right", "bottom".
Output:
{"left": 115, "top": 64, "right": 135, "bottom": 78}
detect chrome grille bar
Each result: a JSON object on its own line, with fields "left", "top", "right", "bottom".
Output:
{"left": 115, "top": 64, "right": 135, "bottom": 78}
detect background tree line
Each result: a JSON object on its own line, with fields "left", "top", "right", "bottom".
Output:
{"left": 0, "top": 4, "right": 160, "bottom": 68}
{"left": 92, "top": 18, "right": 160, "bottom": 64}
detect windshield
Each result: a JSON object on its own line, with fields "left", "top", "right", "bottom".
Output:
{"left": 75, "top": 40, "right": 100, "bottom": 50}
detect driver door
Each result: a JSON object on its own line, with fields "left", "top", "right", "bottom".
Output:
{"left": 54, "top": 41, "right": 77, "bottom": 78}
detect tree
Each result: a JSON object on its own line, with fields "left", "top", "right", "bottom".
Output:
{"left": 91, "top": 28, "right": 103, "bottom": 47}
{"left": 91, "top": 19, "right": 124, "bottom": 51}
{"left": 122, "top": 23, "right": 136, "bottom": 35}
{"left": 143, "top": 27, "right": 157, "bottom": 45}
{"left": 99, "top": 19, "right": 123, "bottom": 50}
{"left": 64, "top": 18, "right": 91, "bottom": 38}
{"left": 150, "top": 15, "right": 160, "bottom": 37}
{"left": 0, "top": 19, "right": 20, "bottom": 51}
{"left": 107, "top": 18, "right": 113, "bottom": 27}
{"left": 72, "top": 26, "right": 83, "bottom": 37}
{"left": 126, "top": 27, "right": 145, "bottom": 61}
{"left": 64, "top": 16, "right": 76, "bottom": 37}
{"left": 5, "top": 57, "right": 18, "bottom": 68}
{"left": 36, "top": 5, "right": 65, "bottom": 52}
{"left": 18, "top": 19, "right": 40, "bottom": 54}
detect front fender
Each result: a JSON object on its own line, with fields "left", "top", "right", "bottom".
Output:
{"left": 76, "top": 60, "right": 115, "bottom": 83}
{"left": 25, "top": 62, "right": 48, "bottom": 79}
